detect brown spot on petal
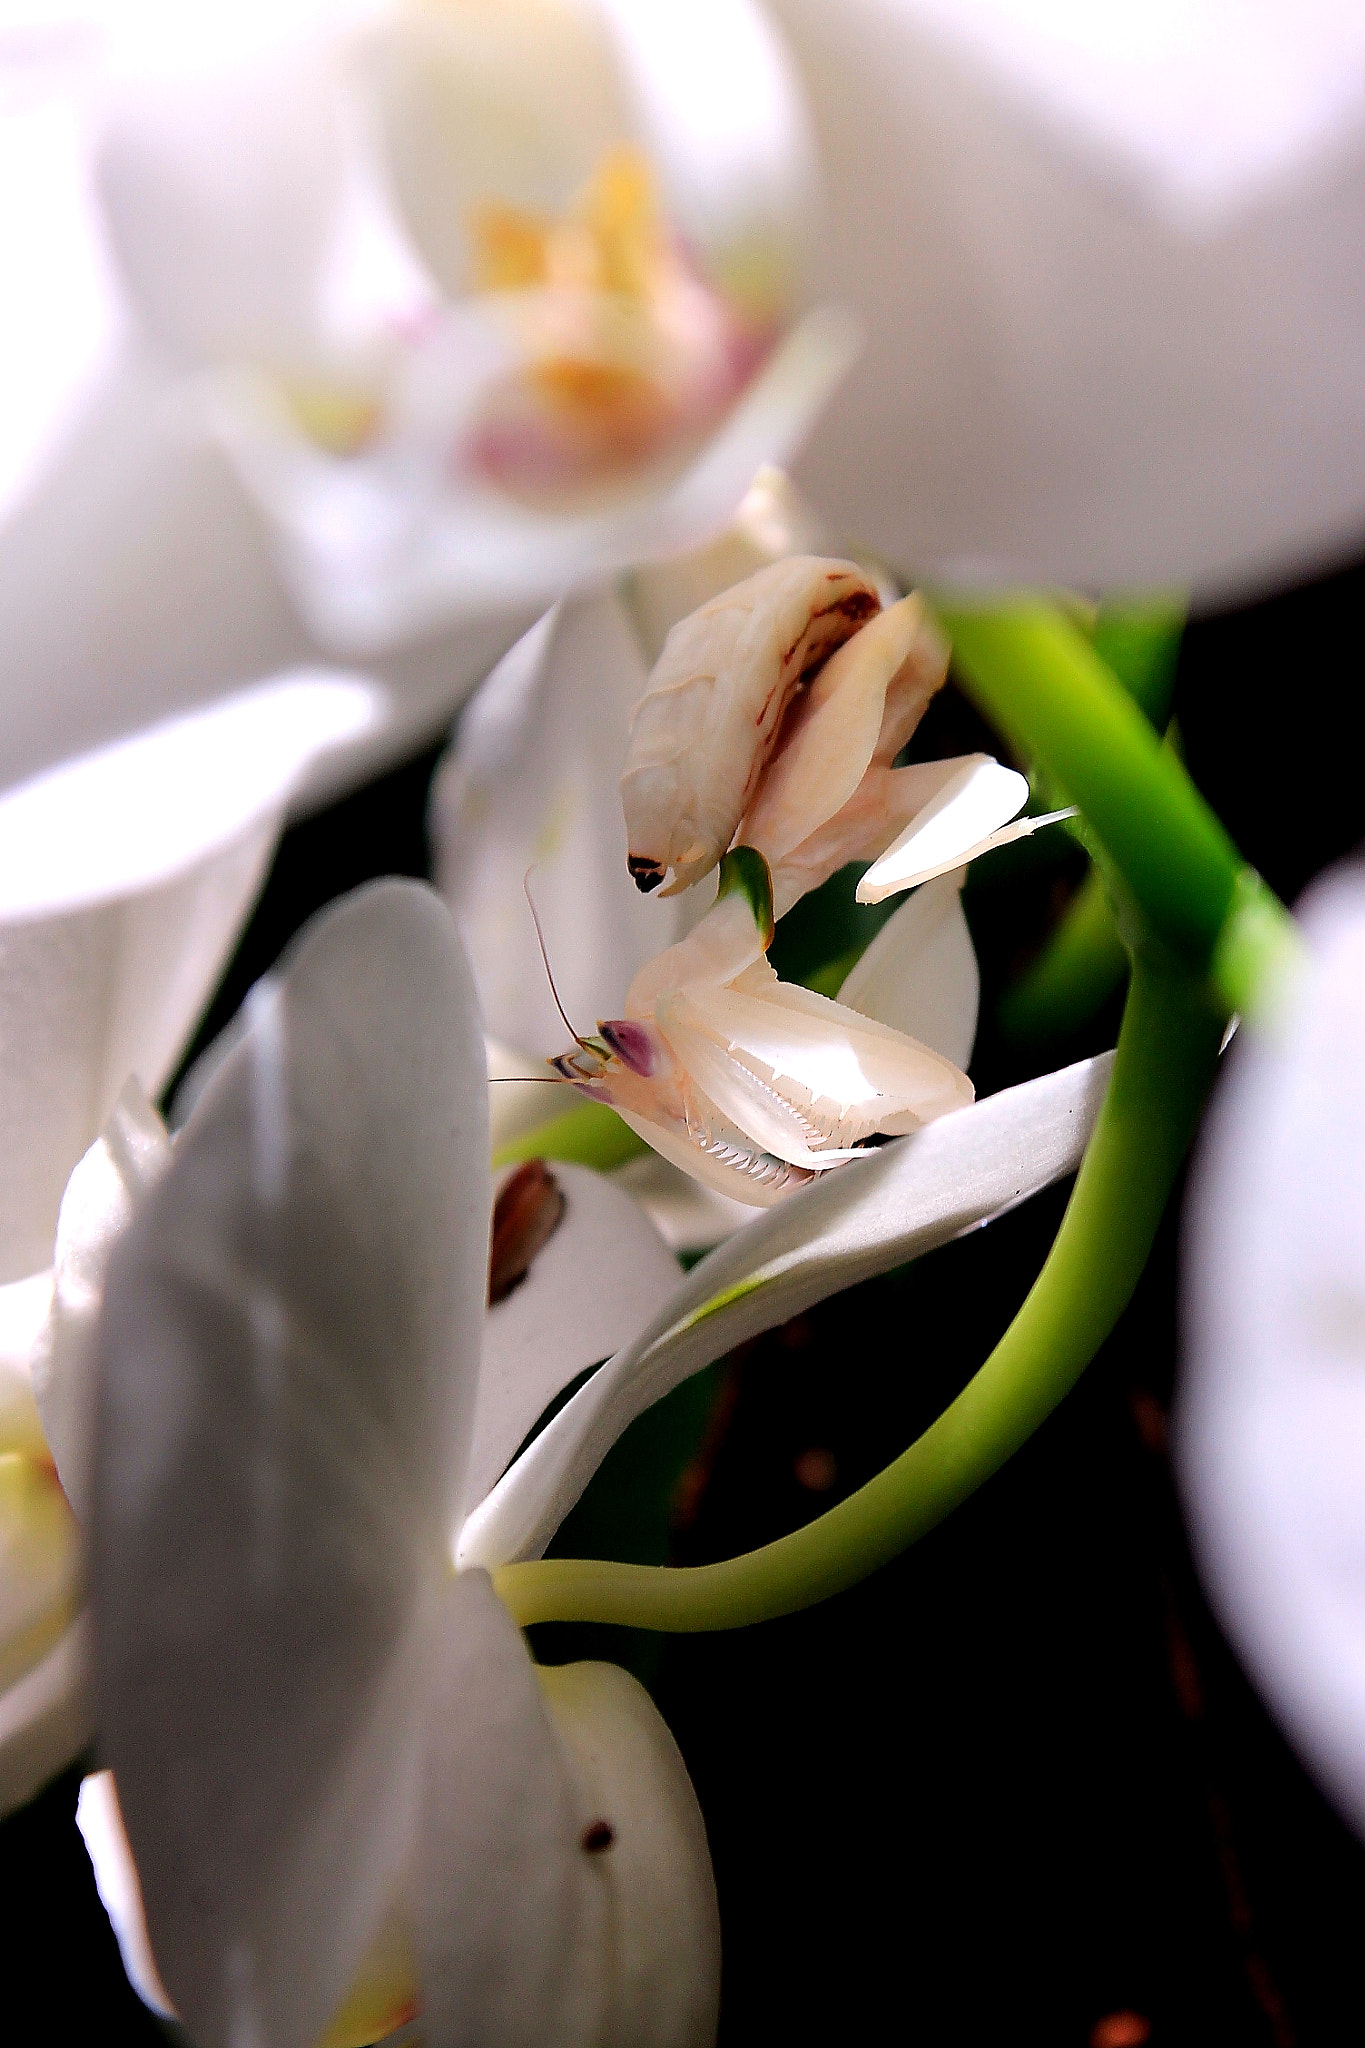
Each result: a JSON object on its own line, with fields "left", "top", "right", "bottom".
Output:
{"left": 581, "top": 1819, "right": 616, "bottom": 1853}
{"left": 1089, "top": 2014, "right": 1152, "bottom": 2048}
{"left": 793, "top": 1447, "right": 838, "bottom": 1493}
{"left": 489, "top": 1159, "right": 566, "bottom": 1304}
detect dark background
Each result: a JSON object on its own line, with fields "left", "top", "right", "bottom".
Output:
{"left": 4, "top": 560, "right": 1364, "bottom": 2045}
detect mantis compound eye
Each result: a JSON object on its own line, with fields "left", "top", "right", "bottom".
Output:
{"left": 598, "top": 1019, "right": 658, "bottom": 1076}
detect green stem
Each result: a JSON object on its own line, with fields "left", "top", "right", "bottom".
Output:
{"left": 937, "top": 600, "right": 1245, "bottom": 971}
{"left": 998, "top": 864, "right": 1128, "bottom": 1044}
{"left": 496, "top": 958, "right": 1223, "bottom": 1632}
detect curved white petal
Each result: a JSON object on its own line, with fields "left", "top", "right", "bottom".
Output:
{"left": 770, "top": 0, "right": 1365, "bottom": 594}
{"left": 855, "top": 756, "right": 1029, "bottom": 905}
{"left": 436, "top": 594, "right": 669, "bottom": 1057}
{"left": 0, "top": 1615, "right": 90, "bottom": 1822}
{"left": 415, "top": 1567, "right": 607, "bottom": 2048}
{"left": 0, "top": 671, "right": 379, "bottom": 1282}
{"left": 91, "top": 881, "right": 489, "bottom": 2048}
{"left": 30, "top": 1080, "right": 170, "bottom": 1522}
{"left": 418, "top": 1570, "right": 718, "bottom": 2048}
{"left": 96, "top": 25, "right": 350, "bottom": 368}
{"left": 611, "top": 1152, "right": 758, "bottom": 1255}
{"left": 1179, "top": 863, "right": 1365, "bottom": 1837}
{"left": 464, "top": 1163, "right": 682, "bottom": 1519}
{"left": 538, "top": 1657, "right": 720, "bottom": 2048}
{"left": 838, "top": 874, "right": 980, "bottom": 1072}
{"left": 459, "top": 1050, "right": 1111, "bottom": 1567}
{"left": 77, "top": 1769, "right": 175, "bottom": 2021}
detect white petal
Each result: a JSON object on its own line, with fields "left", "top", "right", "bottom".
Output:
{"left": 463, "top": 1163, "right": 682, "bottom": 1520}
{"left": 436, "top": 594, "right": 673, "bottom": 1058}
{"left": 0, "top": 1615, "right": 90, "bottom": 1823}
{"left": 1178, "top": 862, "right": 1365, "bottom": 1837}
{"left": 611, "top": 1152, "right": 755, "bottom": 1255}
{"left": 91, "top": 881, "right": 489, "bottom": 2048}
{"left": 29, "top": 1080, "right": 171, "bottom": 1523}
{"left": 0, "top": 70, "right": 127, "bottom": 527}
{"left": 538, "top": 1658, "right": 720, "bottom": 2048}
{"left": 838, "top": 874, "right": 980, "bottom": 1071}
{"left": 459, "top": 1051, "right": 1111, "bottom": 1567}
{"left": 415, "top": 1567, "right": 607, "bottom": 2048}
{"left": 77, "top": 1769, "right": 175, "bottom": 2020}
{"left": 0, "top": 1274, "right": 52, "bottom": 1461}
{"left": 418, "top": 1571, "right": 718, "bottom": 2048}
{"left": 0, "top": 671, "right": 379, "bottom": 1281}
{"left": 855, "top": 756, "right": 1029, "bottom": 904}
{"left": 96, "top": 29, "right": 348, "bottom": 367}
{"left": 770, "top": 0, "right": 1365, "bottom": 593}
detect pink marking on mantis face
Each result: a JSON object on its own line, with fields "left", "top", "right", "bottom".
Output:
{"left": 597, "top": 1019, "right": 657, "bottom": 1076}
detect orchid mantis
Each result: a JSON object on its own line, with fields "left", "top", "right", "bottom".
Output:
{"left": 548, "top": 554, "right": 1057, "bottom": 1206}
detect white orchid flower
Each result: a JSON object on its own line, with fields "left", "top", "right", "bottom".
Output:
{"left": 765, "top": 0, "right": 1365, "bottom": 596}
{"left": 1, "top": 1, "right": 848, "bottom": 809}
{"left": 71, "top": 874, "right": 1110, "bottom": 2044}
{"left": 0, "top": 670, "right": 380, "bottom": 1815}
{"left": 1179, "top": 862, "right": 1365, "bottom": 1840}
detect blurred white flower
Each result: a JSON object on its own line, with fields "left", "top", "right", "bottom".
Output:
{"left": 766, "top": 0, "right": 1365, "bottom": 596}
{"left": 0, "top": 1, "right": 848, "bottom": 809}
{"left": 0, "top": 672, "right": 379, "bottom": 1815}
{"left": 1179, "top": 863, "right": 1365, "bottom": 1838}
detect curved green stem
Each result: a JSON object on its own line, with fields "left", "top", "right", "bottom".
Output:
{"left": 998, "top": 864, "right": 1128, "bottom": 1044}
{"left": 496, "top": 959, "right": 1223, "bottom": 1633}
{"left": 937, "top": 600, "right": 1245, "bottom": 969}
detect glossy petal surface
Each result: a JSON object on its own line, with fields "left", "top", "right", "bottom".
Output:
{"left": 0, "top": 673, "right": 379, "bottom": 1281}
{"left": 92, "top": 881, "right": 489, "bottom": 2048}
{"left": 838, "top": 875, "right": 979, "bottom": 1071}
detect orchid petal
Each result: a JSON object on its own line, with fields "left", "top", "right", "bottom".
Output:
{"left": 0, "top": 1616, "right": 90, "bottom": 1822}
{"left": 0, "top": 671, "right": 379, "bottom": 1282}
{"left": 414, "top": 1567, "right": 605, "bottom": 2047}
{"left": 538, "top": 1657, "right": 721, "bottom": 2048}
{"left": 460, "top": 1052, "right": 1112, "bottom": 1566}
{"left": 91, "top": 880, "right": 489, "bottom": 2048}
{"left": 611, "top": 1152, "right": 756, "bottom": 1255}
{"left": 855, "top": 756, "right": 1029, "bottom": 904}
{"left": 436, "top": 593, "right": 670, "bottom": 1057}
{"left": 0, "top": 1275, "right": 52, "bottom": 1462}
{"left": 77, "top": 1770, "right": 175, "bottom": 2022}
{"left": 768, "top": 0, "right": 1365, "bottom": 592}
{"left": 30, "top": 1080, "right": 171, "bottom": 1523}
{"left": 838, "top": 874, "right": 980, "bottom": 1072}
{"left": 97, "top": 27, "right": 348, "bottom": 368}
{"left": 1178, "top": 864, "right": 1365, "bottom": 1837}
{"left": 418, "top": 1570, "right": 719, "bottom": 2048}
{"left": 464, "top": 1163, "right": 682, "bottom": 1518}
